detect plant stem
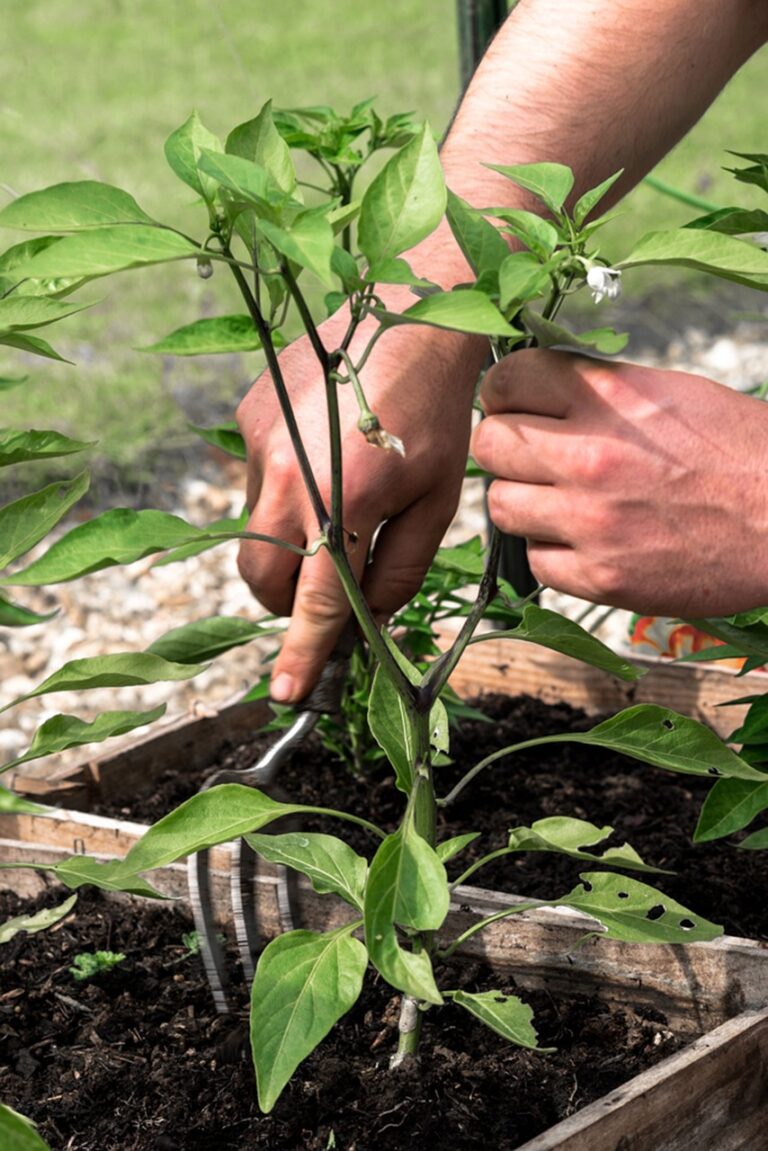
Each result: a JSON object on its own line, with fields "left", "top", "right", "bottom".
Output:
{"left": 438, "top": 900, "right": 545, "bottom": 960}
{"left": 390, "top": 996, "right": 421, "bottom": 1067}
{"left": 225, "top": 249, "right": 329, "bottom": 532}
{"left": 421, "top": 526, "right": 502, "bottom": 706}
{"left": 438, "top": 732, "right": 578, "bottom": 808}
{"left": 282, "top": 262, "right": 331, "bottom": 372}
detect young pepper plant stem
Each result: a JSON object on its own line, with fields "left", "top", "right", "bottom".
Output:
{"left": 225, "top": 250, "right": 330, "bottom": 532}
{"left": 438, "top": 733, "right": 583, "bottom": 808}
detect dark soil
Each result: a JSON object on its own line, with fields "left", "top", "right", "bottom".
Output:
{"left": 7, "top": 690, "right": 765, "bottom": 1148}
{"left": 1, "top": 886, "right": 679, "bottom": 1151}
{"left": 95, "top": 692, "right": 768, "bottom": 940}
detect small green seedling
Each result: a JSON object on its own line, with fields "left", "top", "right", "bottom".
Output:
{"left": 69, "top": 950, "right": 126, "bottom": 982}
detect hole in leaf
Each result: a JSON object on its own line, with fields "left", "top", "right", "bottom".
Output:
{"left": 679, "top": 918, "right": 696, "bottom": 931}
{"left": 662, "top": 718, "right": 675, "bottom": 731}
{"left": 494, "top": 995, "right": 508, "bottom": 1003}
{"left": 617, "top": 891, "right": 630, "bottom": 900}
{"left": 707, "top": 767, "right": 722, "bottom": 777}
{"left": 645, "top": 904, "right": 666, "bottom": 921}
{"left": 582, "top": 880, "right": 593, "bottom": 892}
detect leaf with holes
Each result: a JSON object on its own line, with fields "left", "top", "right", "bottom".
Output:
{"left": 556, "top": 872, "right": 722, "bottom": 942}
{"left": 449, "top": 990, "right": 554, "bottom": 1051}
{"left": 506, "top": 817, "right": 667, "bottom": 873}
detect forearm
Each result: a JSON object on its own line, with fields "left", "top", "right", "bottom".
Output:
{"left": 412, "top": 0, "right": 767, "bottom": 285}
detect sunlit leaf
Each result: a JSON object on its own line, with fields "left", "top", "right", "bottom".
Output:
{"left": 506, "top": 816, "right": 666, "bottom": 873}
{"left": 573, "top": 170, "right": 623, "bottom": 225}
{"left": 0, "top": 654, "right": 205, "bottom": 715}
{"left": 0, "top": 471, "right": 90, "bottom": 569}
{"left": 556, "top": 872, "right": 722, "bottom": 942}
{"left": 485, "top": 162, "right": 574, "bottom": 215}
{"left": 165, "top": 111, "right": 223, "bottom": 203}
{"left": 188, "top": 421, "right": 246, "bottom": 459}
{"left": 0, "top": 295, "right": 95, "bottom": 331}
{"left": 227, "top": 100, "right": 297, "bottom": 196}
{"left": 364, "top": 816, "right": 448, "bottom": 1004}
{"left": 2, "top": 706, "right": 166, "bottom": 773}
{"left": 437, "top": 832, "right": 480, "bottom": 864}
{"left": 0, "top": 429, "right": 94, "bottom": 468}
{"left": 620, "top": 228, "right": 768, "bottom": 291}
{"left": 446, "top": 190, "right": 510, "bottom": 282}
{"left": 358, "top": 123, "right": 446, "bottom": 264}
{"left": 0, "top": 181, "right": 155, "bottom": 231}
{"left": 0, "top": 894, "right": 77, "bottom": 945}
{"left": 0, "top": 591, "right": 57, "bottom": 628}
{"left": 694, "top": 777, "right": 768, "bottom": 842}
{"left": 251, "top": 926, "right": 367, "bottom": 1113}
{"left": 246, "top": 831, "right": 367, "bottom": 910}
{"left": 522, "top": 309, "right": 628, "bottom": 354}
{"left": 0, "top": 332, "right": 70, "bottom": 363}
{"left": 140, "top": 314, "right": 282, "bottom": 356}
{"left": 0, "top": 785, "right": 47, "bottom": 814}
{"left": 378, "top": 290, "right": 521, "bottom": 337}
{"left": 146, "top": 616, "right": 281, "bottom": 663}
{"left": 256, "top": 213, "right": 334, "bottom": 285}
{"left": 12, "top": 226, "right": 201, "bottom": 280}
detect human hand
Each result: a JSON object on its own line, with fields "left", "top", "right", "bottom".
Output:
{"left": 471, "top": 348, "right": 768, "bottom": 617}
{"left": 237, "top": 306, "right": 485, "bottom": 702}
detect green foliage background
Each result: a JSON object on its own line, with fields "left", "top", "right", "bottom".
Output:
{"left": 0, "top": 0, "right": 764, "bottom": 495}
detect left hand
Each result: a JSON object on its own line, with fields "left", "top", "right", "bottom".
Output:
{"left": 471, "top": 348, "right": 768, "bottom": 617}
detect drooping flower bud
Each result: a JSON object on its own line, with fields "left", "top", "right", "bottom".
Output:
{"left": 358, "top": 414, "right": 406, "bottom": 457}
{"left": 196, "top": 256, "right": 214, "bottom": 279}
{"left": 586, "top": 265, "right": 621, "bottom": 304}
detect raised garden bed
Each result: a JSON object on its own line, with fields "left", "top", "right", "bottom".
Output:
{"left": 2, "top": 639, "right": 768, "bottom": 1147}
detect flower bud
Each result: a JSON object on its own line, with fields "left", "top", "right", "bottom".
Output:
{"left": 196, "top": 256, "right": 214, "bottom": 280}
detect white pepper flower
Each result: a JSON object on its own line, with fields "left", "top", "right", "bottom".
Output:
{"left": 586, "top": 265, "right": 622, "bottom": 304}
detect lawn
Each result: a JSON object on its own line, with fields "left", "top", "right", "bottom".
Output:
{"left": 0, "top": 0, "right": 765, "bottom": 497}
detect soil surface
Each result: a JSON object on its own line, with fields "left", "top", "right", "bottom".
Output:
{"left": 6, "top": 690, "right": 766, "bottom": 1149}
{"left": 96, "top": 692, "right": 768, "bottom": 940}
{"left": 1, "top": 886, "right": 679, "bottom": 1151}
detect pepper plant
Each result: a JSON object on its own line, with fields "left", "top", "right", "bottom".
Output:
{"left": 2, "top": 106, "right": 768, "bottom": 1117}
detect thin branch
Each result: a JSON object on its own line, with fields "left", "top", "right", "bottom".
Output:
{"left": 281, "top": 262, "right": 330, "bottom": 370}
{"left": 438, "top": 733, "right": 575, "bottom": 808}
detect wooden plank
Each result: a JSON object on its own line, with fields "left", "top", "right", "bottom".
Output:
{"left": 445, "top": 632, "right": 759, "bottom": 738}
{"left": 2, "top": 831, "right": 765, "bottom": 1034}
{"left": 518, "top": 1006, "right": 768, "bottom": 1151}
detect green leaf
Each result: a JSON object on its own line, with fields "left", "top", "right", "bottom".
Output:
{"left": 12, "top": 227, "right": 201, "bottom": 280}
{"left": 726, "top": 152, "right": 768, "bottom": 194}
{"left": 0, "top": 471, "right": 90, "bottom": 569}
{"left": 245, "top": 831, "right": 367, "bottom": 910}
{"left": 0, "top": 295, "right": 95, "bottom": 331}
{"left": 1, "top": 508, "right": 207, "bottom": 585}
{"left": 485, "top": 162, "right": 574, "bottom": 215}
{"left": 0, "top": 591, "right": 57, "bottom": 628}
{"left": 0, "top": 1102, "right": 54, "bottom": 1151}
{"left": 449, "top": 989, "right": 553, "bottom": 1050}
{"left": 490, "top": 208, "right": 558, "bottom": 258}
{"left": 368, "top": 638, "right": 448, "bottom": 793}
{"left": 164, "top": 111, "right": 223, "bottom": 203}
{"left": 437, "top": 832, "right": 480, "bottom": 864}
{"left": 379, "top": 290, "right": 521, "bottom": 337}
{"left": 188, "top": 421, "right": 246, "bottom": 459}
{"left": 479, "top": 604, "right": 641, "bottom": 681}
{"left": 146, "top": 616, "right": 280, "bottom": 663}
{"left": 2, "top": 706, "right": 166, "bottom": 773}
{"left": 256, "top": 214, "right": 335, "bottom": 285}
{"left": 196, "top": 150, "right": 289, "bottom": 212}
{"left": 150, "top": 508, "right": 249, "bottom": 566}
{"left": 506, "top": 817, "right": 666, "bottom": 873}
{"left": 557, "top": 872, "right": 722, "bottom": 943}
{"left": 358, "top": 123, "right": 446, "bottom": 264}
{"left": 118, "top": 785, "right": 339, "bottom": 874}
{"left": 363, "top": 257, "right": 437, "bottom": 289}
{"left": 0, "top": 428, "right": 94, "bottom": 468}
{"left": 227, "top": 101, "right": 296, "bottom": 196}
{"left": 446, "top": 190, "right": 510, "bottom": 282}
{"left": 694, "top": 778, "right": 768, "bottom": 842}
{"left": 570, "top": 705, "right": 767, "bottom": 781}
{"left": 740, "top": 827, "right": 768, "bottom": 851}
{"left": 251, "top": 926, "right": 367, "bottom": 1113}
{"left": 498, "top": 252, "right": 553, "bottom": 310}
{"left": 521, "top": 309, "right": 628, "bottom": 354}
{"left": 0, "top": 654, "right": 205, "bottom": 715}
{"left": 684, "top": 206, "right": 768, "bottom": 236}
{"left": 0, "top": 375, "right": 28, "bottom": 391}
{"left": 573, "top": 170, "right": 623, "bottom": 226}
{"left": 0, "top": 181, "right": 154, "bottom": 231}
{"left": 0, "top": 332, "right": 71, "bottom": 363}
{"left": 619, "top": 229, "right": 768, "bottom": 291}
{"left": 432, "top": 537, "right": 486, "bottom": 578}
{"left": 0, "top": 785, "right": 47, "bottom": 814}
{"left": 140, "top": 314, "right": 282, "bottom": 356}
{"left": 1, "top": 856, "right": 163, "bottom": 898}
{"left": 0, "top": 894, "right": 77, "bottom": 945}
{"left": 364, "top": 819, "right": 448, "bottom": 1004}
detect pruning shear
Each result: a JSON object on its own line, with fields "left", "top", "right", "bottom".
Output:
{"left": 187, "top": 624, "right": 355, "bottom": 1014}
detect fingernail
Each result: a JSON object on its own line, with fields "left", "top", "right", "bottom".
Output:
{"left": 270, "top": 673, "right": 296, "bottom": 703}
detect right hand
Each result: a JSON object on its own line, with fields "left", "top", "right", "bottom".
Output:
{"left": 236, "top": 304, "right": 484, "bottom": 703}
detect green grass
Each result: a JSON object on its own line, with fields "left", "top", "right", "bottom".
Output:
{"left": 0, "top": 0, "right": 764, "bottom": 495}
